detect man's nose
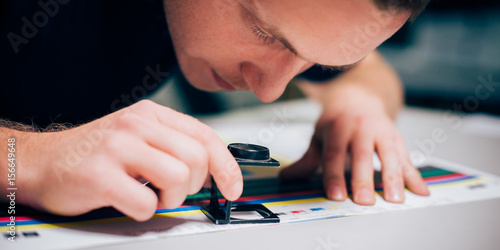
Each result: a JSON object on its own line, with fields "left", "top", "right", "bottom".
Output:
{"left": 240, "top": 51, "right": 306, "bottom": 103}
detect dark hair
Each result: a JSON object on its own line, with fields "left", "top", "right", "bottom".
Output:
{"left": 373, "top": 0, "right": 430, "bottom": 21}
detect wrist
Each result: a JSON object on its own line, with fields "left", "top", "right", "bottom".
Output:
{"left": 0, "top": 128, "right": 27, "bottom": 201}
{"left": 0, "top": 127, "right": 55, "bottom": 209}
{"left": 18, "top": 131, "right": 67, "bottom": 210}
{"left": 321, "top": 83, "right": 386, "bottom": 118}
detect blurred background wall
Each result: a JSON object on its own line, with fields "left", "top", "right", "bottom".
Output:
{"left": 379, "top": 0, "right": 500, "bottom": 115}
{"left": 150, "top": 0, "right": 500, "bottom": 116}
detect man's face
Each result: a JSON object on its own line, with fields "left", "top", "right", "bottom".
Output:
{"left": 164, "top": 0, "right": 409, "bottom": 102}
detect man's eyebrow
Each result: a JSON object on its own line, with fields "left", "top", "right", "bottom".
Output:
{"left": 244, "top": 4, "right": 360, "bottom": 72}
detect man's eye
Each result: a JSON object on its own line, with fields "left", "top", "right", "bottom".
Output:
{"left": 250, "top": 21, "right": 277, "bottom": 45}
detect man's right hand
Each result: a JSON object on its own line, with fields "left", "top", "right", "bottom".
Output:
{"left": 1, "top": 100, "right": 243, "bottom": 221}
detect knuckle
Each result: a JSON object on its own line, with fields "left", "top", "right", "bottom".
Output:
{"left": 404, "top": 165, "right": 420, "bottom": 178}
{"left": 328, "top": 118, "right": 347, "bottom": 132}
{"left": 115, "top": 113, "right": 144, "bottom": 132}
{"left": 354, "top": 147, "right": 373, "bottom": 160}
{"left": 170, "top": 162, "right": 191, "bottom": 186}
{"left": 189, "top": 181, "right": 205, "bottom": 195}
{"left": 188, "top": 146, "right": 209, "bottom": 169}
{"left": 357, "top": 116, "right": 372, "bottom": 130}
{"left": 101, "top": 133, "right": 125, "bottom": 156}
{"left": 382, "top": 143, "right": 397, "bottom": 156}
{"left": 160, "top": 191, "right": 186, "bottom": 209}
{"left": 384, "top": 171, "right": 404, "bottom": 184}
{"left": 79, "top": 167, "right": 99, "bottom": 187}
{"left": 351, "top": 179, "right": 373, "bottom": 188}
{"left": 134, "top": 99, "right": 157, "bottom": 110}
{"left": 160, "top": 196, "right": 184, "bottom": 209}
{"left": 193, "top": 121, "right": 216, "bottom": 143}
{"left": 398, "top": 156, "right": 414, "bottom": 172}
{"left": 354, "top": 116, "right": 365, "bottom": 126}
{"left": 100, "top": 178, "right": 118, "bottom": 199}
{"left": 133, "top": 199, "right": 157, "bottom": 222}
{"left": 79, "top": 157, "right": 110, "bottom": 185}
{"left": 323, "top": 174, "right": 344, "bottom": 186}
{"left": 322, "top": 148, "right": 343, "bottom": 163}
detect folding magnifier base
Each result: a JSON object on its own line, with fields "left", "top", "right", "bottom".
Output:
{"left": 201, "top": 143, "right": 281, "bottom": 225}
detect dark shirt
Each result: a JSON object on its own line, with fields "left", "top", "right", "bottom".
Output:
{"left": 0, "top": 0, "right": 337, "bottom": 128}
{"left": 0, "top": 0, "right": 175, "bottom": 127}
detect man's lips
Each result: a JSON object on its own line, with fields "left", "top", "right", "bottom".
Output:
{"left": 211, "top": 69, "right": 236, "bottom": 91}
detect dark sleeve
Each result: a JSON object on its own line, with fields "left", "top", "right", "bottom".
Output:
{"left": 296, "top": 64, "right": 344, "bottom": 83}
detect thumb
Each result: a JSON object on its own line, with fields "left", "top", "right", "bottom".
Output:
{"left": 279, "top": 137, "right": 322, "bottom": 180}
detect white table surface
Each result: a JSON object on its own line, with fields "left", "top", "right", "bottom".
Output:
{"left": 92, "top": 100, "right": 500, "bottom": 250}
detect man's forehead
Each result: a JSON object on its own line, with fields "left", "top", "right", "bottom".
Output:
{"left": 241, "top": 0, "right": 408, "bottom": 66}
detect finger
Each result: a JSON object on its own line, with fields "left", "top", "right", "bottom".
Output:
{"left": 394, "top": 134, "right": 430, "bottom": 196}
{"left": 130, "top": 100, "right": 243, "bottom": 200}
{"left": 203, "top": 174, "right": 212, "bottom": 188}
{"left": 279, "top": 136, "right": 321, "bottom": 180}
{"left": 101, "top": 168, "right": 158, "bottom": 222}
{"left": 113, "top": 136, "right": 192, "bottom": 207}
{"left": 115, "top": 113, "right": 209, "bottom": 194}
{"left": 350, "top": 121, "right": 376, "bottom": 205}
{"left": 376, "top": 131, "right": 405, "bottom": 203}
{"left": 321, "top": 120, "right": 355, "bottom": 201}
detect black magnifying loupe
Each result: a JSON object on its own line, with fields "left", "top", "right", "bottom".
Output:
{"left": 228, "top": 143, "right": 280, "bottom": 167}
{"left": 200, "top": 143, "right": 281, "bottom": 225}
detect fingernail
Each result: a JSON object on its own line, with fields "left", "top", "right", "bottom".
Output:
{"left": 355, "top": 189, "right": 375, "bottom": 204}
{"left": 423, "top": 187, "right": 431, "bottom": 196}
{"left": 328, "top": 186, "right": 345, "bottom": 201}
{"left": 421, "top": 182, "right": 431, "bottom": 196}
{"left": 387, "top": 187, "right": 404, "bottom": 203}
{"left": 391, "top": 188, "right": 404, "bottom": 202}
{"left": 230, "top": 181, "right": 243, "bottom": 200}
